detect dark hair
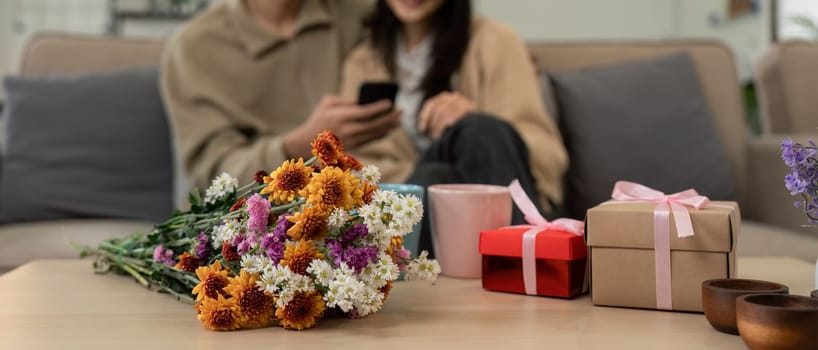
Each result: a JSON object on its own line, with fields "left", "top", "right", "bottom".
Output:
{"left": 367, "top": 0, "right": 471, "bottom": 101}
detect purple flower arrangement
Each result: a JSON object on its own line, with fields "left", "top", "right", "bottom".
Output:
{"left": 782, "top": 138, "right": 818, "bottom": 224}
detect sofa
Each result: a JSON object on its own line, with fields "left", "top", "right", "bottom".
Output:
{"left": 752, "top": 40, "right": 818, "bottom": 229}
{"left": 1, "top": 33, "right": 816, "bottom": 274}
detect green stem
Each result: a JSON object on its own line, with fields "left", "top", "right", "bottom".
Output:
{"left": 119, "top": 263, "right": 150, "bottom": 288}
{"left": 271, "top": 198, "right": 305, "bottom": 214}
{"left": 238, "top": 183, "right": 267, "bottom": 198}
{"left": 161, "top": 266, "right": 200, "bottom": 287}
{"left": 304, "top": 156, "right": 317, "bottom": 166}
{"left": 94, "top": 247, "right": 148, "bottom": 267}
{"left": 159, "top": 285, "right": 196, "bottom": 305}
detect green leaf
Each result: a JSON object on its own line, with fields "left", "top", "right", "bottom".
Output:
{"left": 189, "top": 188, "right": 202, "bottom": 208}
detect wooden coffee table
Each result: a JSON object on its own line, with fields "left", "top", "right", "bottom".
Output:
{"left": 0, "top": 257, "right": 814, "bottom": 349}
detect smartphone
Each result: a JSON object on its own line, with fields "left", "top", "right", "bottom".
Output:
{"left": 357, "top": 82, "right": 399, "bottom": 106}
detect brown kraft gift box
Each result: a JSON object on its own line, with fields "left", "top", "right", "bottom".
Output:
{"left": 586, "top": 201, "right": 739, "bottom": 312}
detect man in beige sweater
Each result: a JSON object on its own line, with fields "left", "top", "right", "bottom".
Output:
{"left": 161, "top": 0, "right": 399, "bottom": 189}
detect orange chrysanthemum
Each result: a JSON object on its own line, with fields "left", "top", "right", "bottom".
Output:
{"left": 286, "top": 205, "right": 329, "bottom": 241}
{"left": 192, "top": 260, "right": 230, "bottom": 301}
{"left": 221, "top": 241, "right": 240, "bottom": 262}
{"left": 338, "top": 153, "right": 363, "bottom": 171}
{"left": 280, "top": 240, "right": 325, "bottom": 275}
{"left": 260, "top": 158, "right": 313, "bottom": 204}
{"left": 300, "top": 166, "right": 361, "bottom": 211}
{"left": 311, "top": 130, "right": 344, "bottom": 166}
{"left": 229, "top": 197, "right": 247, "bottom": 213}
{"left": 380, "top": 281, "right": 394, "bottom": 302}
{"left": 361, "top": 181, "right": 378, "bottom": 205}
{"left": 225, "top": 271, "right": 277, "bottom": 329}
{"left": 197, "top": 294, "right": 245, "bottom": 331}
{"left": 175, "top": 252, "right": 199, "bottom": 273}
{"left": 276, "top": 291, "right": 326, "bottom": 331}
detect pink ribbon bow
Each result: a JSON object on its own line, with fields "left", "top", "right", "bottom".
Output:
{"left": 508, "top": 180, "right": 585, "bottom": 295}
{"left": 610, "top": 181, "right": 710, "bottom": 310}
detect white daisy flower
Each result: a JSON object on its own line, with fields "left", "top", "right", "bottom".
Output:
{"left": 204, "top": 172, "right": 238, "bottom": 204}
{"left": 405, "top": 251, "right": 441, "bottom": 282}
{"left": 360, "top": 165, "right": 381, "bottom": 184}
{"left": 328, "top": 208, "right": 349, "bottom": 231}
{"left": 211, "top": 220, "right": 240, "bottom": 248}
{"left": 307, "top": 260, "right": 335, "bottom": 287}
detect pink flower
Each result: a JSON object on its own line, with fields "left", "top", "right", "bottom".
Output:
{"left": 246, "top": 194, "right": 271, "bottom": 234}
{"left": 152, "top": 245, "right": 175, "bottom": 266}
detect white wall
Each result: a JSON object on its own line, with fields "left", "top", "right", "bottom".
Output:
{"left": 474, "top": 0, "right": 676, "bottom": 40}
{"left": 474, "top": 0, "right": 772, "bottom": 81}
{"left": 779, "top": 0, "right": 818, "bottom": 39}
{"left": 0, "top": 0, "right": 774, "bottom": 90}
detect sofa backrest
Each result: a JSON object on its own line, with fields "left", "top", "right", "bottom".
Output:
{"left": 528, "top": 40, "right": 748, "bottom": 204}
{"left": 20, "top": 32, "right": 164, "bottom": 76}
{"left": 755, "top": 41, "right": 818, "bottom": 134}
{"left": 14, "top": 34, "right": 750, "bottom": 208}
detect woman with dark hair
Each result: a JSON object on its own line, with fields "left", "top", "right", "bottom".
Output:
{"left": 341, "top": 0, "right": 567, "bottom": 254}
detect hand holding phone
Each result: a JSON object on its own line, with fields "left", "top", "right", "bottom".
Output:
{"left": 358, "top": 82, "right": 399, "bottom": 106}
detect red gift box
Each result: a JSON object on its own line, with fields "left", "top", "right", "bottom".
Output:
{"left": 479, "top": 226, "right": 587, "bottom": 298}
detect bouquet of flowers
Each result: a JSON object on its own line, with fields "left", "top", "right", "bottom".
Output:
{"left": 782, "top": 138, "right": 818, "bottom": 224}
{"left": 82, "top": 130, "right": 439, "bottom": 331}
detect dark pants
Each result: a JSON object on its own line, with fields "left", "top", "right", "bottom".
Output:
{"left": 405, "top": 114, "right": 546, "bottom": 257}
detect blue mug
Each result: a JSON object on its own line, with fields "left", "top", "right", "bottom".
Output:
{"left": 377, "top": 183, "right": 424, "bottom": 259}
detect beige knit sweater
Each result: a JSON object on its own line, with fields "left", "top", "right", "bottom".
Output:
{"left": 339, "top": 17, "right": 569, "bottom": 204}
{"left": 161, "top": 0, "right": 371, "bottom": 189}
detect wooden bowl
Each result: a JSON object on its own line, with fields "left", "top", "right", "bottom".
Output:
{"left": 737, "top": 294, "right": 818, "bottom": 350}
{"left": 701, "top": 279, "right": 789, "bottom": 335}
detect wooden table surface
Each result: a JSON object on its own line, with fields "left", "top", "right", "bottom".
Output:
{"left": 0, "top": 257, "right": 814, "bottom": 349}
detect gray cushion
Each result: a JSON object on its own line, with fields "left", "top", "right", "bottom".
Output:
{"left": 0, "top": 69, "right": 173, "bottom": 223}
{"left": 550, "top": 52, "right": 736, "bottom": 219}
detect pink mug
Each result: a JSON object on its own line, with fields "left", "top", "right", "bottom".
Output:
{"left": 428, "top": 184, "right": 512, "bottom": 278}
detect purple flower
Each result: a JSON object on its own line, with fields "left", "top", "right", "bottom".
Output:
{"left": 785, "top": 173, "right": 809, "bottom": 195}
{"left": 237, "top": 239, "right": 253, "bottom": 256}
{"left": 152, "top": 245, "right": 175, "bottom": 266}
{"left": 781, "top": 138, "right": 817, "bottom": 167}
{"left": 781, "top": 138, "right": 818, "bottom": 225}
{"left": 340, "top": 223, "right": 368, "bottom": 243}
{"left": 326, "top": 241, "right": 378, "bottom": 272}
{"left": 260, "top": 215, "right": 291, "bottom": 263}
{"left": 195, "top": 232, "right": 209, "bottom": 262}
{"left": 246, "top": 194, "right": 271, "bottom": 234}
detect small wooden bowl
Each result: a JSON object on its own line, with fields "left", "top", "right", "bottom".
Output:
{"left": 701, "top": 279, "right": 789, "bottom": 335}
{"left": 737, "top": 294, "right": 818, "bottom": 350}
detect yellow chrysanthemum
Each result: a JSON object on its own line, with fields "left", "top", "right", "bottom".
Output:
{"left": 260, "top": 158, "right": 313, "bottom": 204}
{"left": 197, "top": 294, "right": 245, "bottom": 331}
{"left": 280, "top": 240, "right": 325, "bottom": 275}
{"left": 286, "top": 205, "right": 329, "bottom": 241}
{"left": 300, "top": 166, "right": 362, "bottom": 211}
{"left": 225, "top": 271, "right": 277, "bottom": 329}
{"left": 192, "top": 260, "right": 230, "bottom": 301}
{"left": 386, "top": 236, "right": 404, "bottom": 256}
{"left": 276, "top": 291, "right": 326, "bottom": 331}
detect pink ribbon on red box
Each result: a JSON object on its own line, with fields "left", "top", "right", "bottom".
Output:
{"left": 609, "top": 181, "right": 710, "bottom": 310}
{"left": 508, "top": 180, "right": 585, "bottom": 295}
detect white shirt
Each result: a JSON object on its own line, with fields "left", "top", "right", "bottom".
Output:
{"left": 395, "top": 35, "right": 433, "bottom": 152}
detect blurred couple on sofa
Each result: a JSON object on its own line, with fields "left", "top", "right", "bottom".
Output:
{"left": 162, "top": 0, "right": 567, "bottom": 254}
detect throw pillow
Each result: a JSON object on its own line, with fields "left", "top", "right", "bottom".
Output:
{"left": 550, "top": 52, "right": 736, "bottom": 219}
{"left": 0, "top": 69, "right": 173, "bottom": 223}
